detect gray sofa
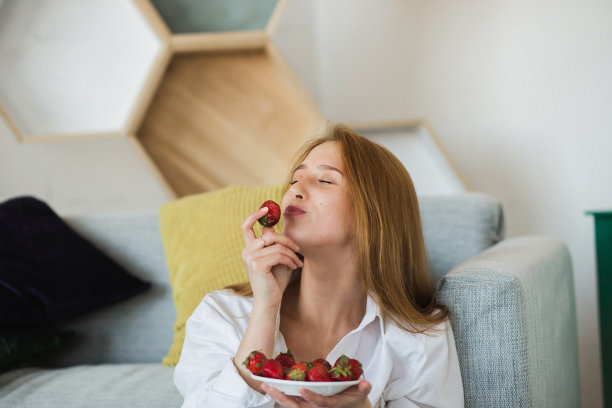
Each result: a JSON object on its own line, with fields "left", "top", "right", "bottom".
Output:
{"left": 0, "top": 193, "right": 580, "bottom": 407}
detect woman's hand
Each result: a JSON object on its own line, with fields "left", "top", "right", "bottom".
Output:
{"left": 261, "top": 380, "right": 372, "bottom": 408}
{"left": 241, "top": 206, "right": 303, "bottom": 310}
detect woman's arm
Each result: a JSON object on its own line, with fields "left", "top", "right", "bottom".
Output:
{"left": 232, "top": 301, "right": 279, "bottom": 393}
{"left": 233, "top": 206, "right": 303, "bottom": 392}
{"left": 174, "top": 293, "right": 276, "bottom": 407}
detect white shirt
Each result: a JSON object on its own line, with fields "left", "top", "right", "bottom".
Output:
{"left": 174, "top": 289, "right": 464, "bottom": 408}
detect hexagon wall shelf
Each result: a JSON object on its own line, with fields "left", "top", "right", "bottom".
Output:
{"left": 134, "top": 0, "right": 325, "bottom": 196}
{"left": 136, "top": 44, "right": 324, "bottom": 196}
{"left": 150, "top": 0, "right": 286, "bottom": 53}
{"left": 0, "top": 0, "right": 324, "bottom": 199}
{"left": 349, "top": 120, "right": 468, "bottom": 196}
{"left": 0, "top": 0, "right": 171, "bottom": 142}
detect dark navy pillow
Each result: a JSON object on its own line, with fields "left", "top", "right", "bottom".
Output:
{"left": 0, "top": 196, "right": 150, "bottom": 326}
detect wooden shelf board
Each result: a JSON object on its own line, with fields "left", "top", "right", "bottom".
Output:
{"left": 136, "top": 47, "right": 325, "bottom": 196}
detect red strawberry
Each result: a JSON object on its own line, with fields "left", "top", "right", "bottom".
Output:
{"left": 330, "top": 355, "right": 352, "bottom": 381}
{"left": 307, "top": 366, "right": 332, "bottom": 382}
{"left": 275, "top": 350, "right": 296, "bottom": 371}
{"left": 258, "top": 200, "right": 281, "bottom": 227}
{"left": 302, "top": 361, "right": 314, "bottom": 369}
{"left": 347, "top": 358, "right": 363, "bottom": 380}
{"left": 312, "top": 358, "right": 332, "bottom": 370}
{"left": 243, "top": 351, "right": 266, "bottom": 375}
{"left": 285, "top": 363, "right": 309, "bottom": 381}
{"left": 260, "top": 359, "right": 284, "bottom": 379}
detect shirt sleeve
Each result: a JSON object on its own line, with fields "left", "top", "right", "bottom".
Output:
{"left": 384, "top": 319, "right": 464, "bottom": 408}
{"left": 173, "top": 294, "right": 275, "bottom": 408}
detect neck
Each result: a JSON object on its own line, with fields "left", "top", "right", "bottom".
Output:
{"left": 287, "top": 248, "right": 367, "bottom": 334}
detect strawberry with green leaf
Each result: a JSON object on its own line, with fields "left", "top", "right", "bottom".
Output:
{"left": 285, "top": 363, "right": 309, "bottom": 381}
{"left": 258, "top": 200, "right": 281, "bottom": 227}
{"left": 330, "top": 355, "right": 353, "bottom": 381}
{"left": 243, "top": 351, "right": 266, "bottom": 375}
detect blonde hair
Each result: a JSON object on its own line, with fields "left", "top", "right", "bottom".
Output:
{"left": 226, "top": 123, "right": 448, "bottom": 333}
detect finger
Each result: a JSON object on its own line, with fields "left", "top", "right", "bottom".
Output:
{"left": 300, "top": 381, "right": 371, "bottom": 406}
{"left": 261, "top": 384, "right": 302, "bottom": 407}
{"left": 241, "top": 207, "right": 268, "bottom": 244}
{"left": 256, "top": 244, "right": 303, "bottom": 268}
{"left": 358, "top": 379, "right": 372, "bottom": 394}
{"left": 259, "top": 231, "right": 300, "bottom": 253}
{"left": 299, "top": 388, "right": 330, "bottom": 406}
{"left": 252, "top": 251, "right": 302, "bottom": 271}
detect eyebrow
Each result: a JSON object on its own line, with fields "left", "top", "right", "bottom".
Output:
{"left": 294, "top": 164, "right": 344, "bottom": 175}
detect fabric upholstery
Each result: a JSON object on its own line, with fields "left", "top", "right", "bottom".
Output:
{"left": 420, "top": 192, "right": 505, "bottom": 283}
{"left": 0, "top": 193, "right": 580, "bottom": 408}
{"left": 41, "top": 212, "right": 176, "bottom": 365}
{"left": 159, "top": 184, "right": 286, "bottom": 366}
{"left": 0, "top": 364, "right": 181, "bottom": 407}
{"left": 436, "top": 236, "right": 580, "bottom": 408}
{"left": 0, "top": 196, "right": 150, "bottom": 326}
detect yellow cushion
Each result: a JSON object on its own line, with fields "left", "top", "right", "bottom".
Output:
{"left": 160, "top": 184, "right": 286, "bottom": 366}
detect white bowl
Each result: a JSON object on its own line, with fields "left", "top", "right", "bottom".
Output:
{"left": 251, "top": 374, "right": 360, "bottom": 396}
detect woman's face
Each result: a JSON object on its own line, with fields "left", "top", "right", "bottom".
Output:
{"left": 281, "top": 141, "right": 353, "bottom": 250}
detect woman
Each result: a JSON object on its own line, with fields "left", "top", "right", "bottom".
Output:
{"left": 174, "top": 124, "right": 464, "bottom": 407}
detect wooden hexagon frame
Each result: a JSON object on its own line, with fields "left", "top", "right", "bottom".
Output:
{"left": 133, "top": 0, "right": 325, "bottom": 197}
{"left": 0, "top": 0, "right": 172, "bottom": 143}
{"left": 0, "top": 0, "right": 325, "bottom": 199}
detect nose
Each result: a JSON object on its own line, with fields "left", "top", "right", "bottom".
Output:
{"left": 290, "top": 182, "right": 305, "bottom": 200}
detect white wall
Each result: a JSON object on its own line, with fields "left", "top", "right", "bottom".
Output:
{"left": 0, "top": 117, "right": 173, "bottom": 216}
{"left": 275, "top": 1, "right": 612, "bottom": 406}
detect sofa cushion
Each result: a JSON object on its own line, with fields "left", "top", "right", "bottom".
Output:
{"left": 43, "top": 212, "right": 176, "bottom": 365}
{"left": 420, "top": 192, "right": 505, "bottom": 283}
{"left": 159, "top": 184, "right": 286, "bottom": 366}
{"left": 0, "top": 196, "right": 150, "bottom": 326}
{"left": 0, "top": 364, "right": 182, "bottom": 407}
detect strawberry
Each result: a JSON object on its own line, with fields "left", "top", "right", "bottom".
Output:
{"left": 312, "top": 358, "right": 332, "bottom": 370}
{"left": 258, "top": 200, "right": 281, "bottom": 227}
{"left": 307, "top": 366, "right": 332, "bottom": 382}
{"left": 285, "top": 363, "right": 309, "bottom": 381}
{"left": 275, "top": 350, "right": 296, "bottom": 371}
{"left": 347, "top": 358, "right": 363, "bottom": 380}
{"left": 260, "top": 359, "right": 284, "bottom": 379}
{"left": 243, "top": 351, "right": 266, "bottom": 375}
{"left": 330, "top": 355, "right": 352, "bottom": 381}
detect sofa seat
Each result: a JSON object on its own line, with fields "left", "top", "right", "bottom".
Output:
{"left": 0, "top": 364, "right": 182, "bottom": 407}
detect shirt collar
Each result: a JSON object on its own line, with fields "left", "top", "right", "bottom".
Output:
{"left": 354, "top": 294, "right": 382, "bottom": 333}
{"left": 274, "top": 291, "right": 383, "bottom": 339}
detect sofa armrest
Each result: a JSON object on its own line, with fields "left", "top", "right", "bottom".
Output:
{"left": 436, "top": 236, "right": 580, "bottom": 408}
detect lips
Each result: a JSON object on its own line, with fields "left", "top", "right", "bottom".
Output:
{"left": 284, "top": 205, "right": 306, "bottom": 216}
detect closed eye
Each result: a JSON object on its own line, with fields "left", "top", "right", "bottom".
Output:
{"left": 319, "top": 180, "right": 332, "bottom": 184}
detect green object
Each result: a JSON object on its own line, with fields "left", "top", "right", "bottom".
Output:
{"left": 587, "top": 210, "right": 612, "bottom": 407}
{"left": 0, "top": 329, "right": 75, "bottom": 373}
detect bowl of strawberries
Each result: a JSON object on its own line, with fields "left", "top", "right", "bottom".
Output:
{"left": 244, "top": 350, "right": 363, "bottom": 396}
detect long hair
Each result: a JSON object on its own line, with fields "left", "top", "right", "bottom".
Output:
{"left": 226, "top": 123, "right": 448, "bottom": 332}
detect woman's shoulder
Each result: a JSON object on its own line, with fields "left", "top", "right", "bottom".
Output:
{"left": 382, "top": 314, "right": 454, "bottom": 357}
{"left": 191, "top": 288, "right": 254, "bottom": 321}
